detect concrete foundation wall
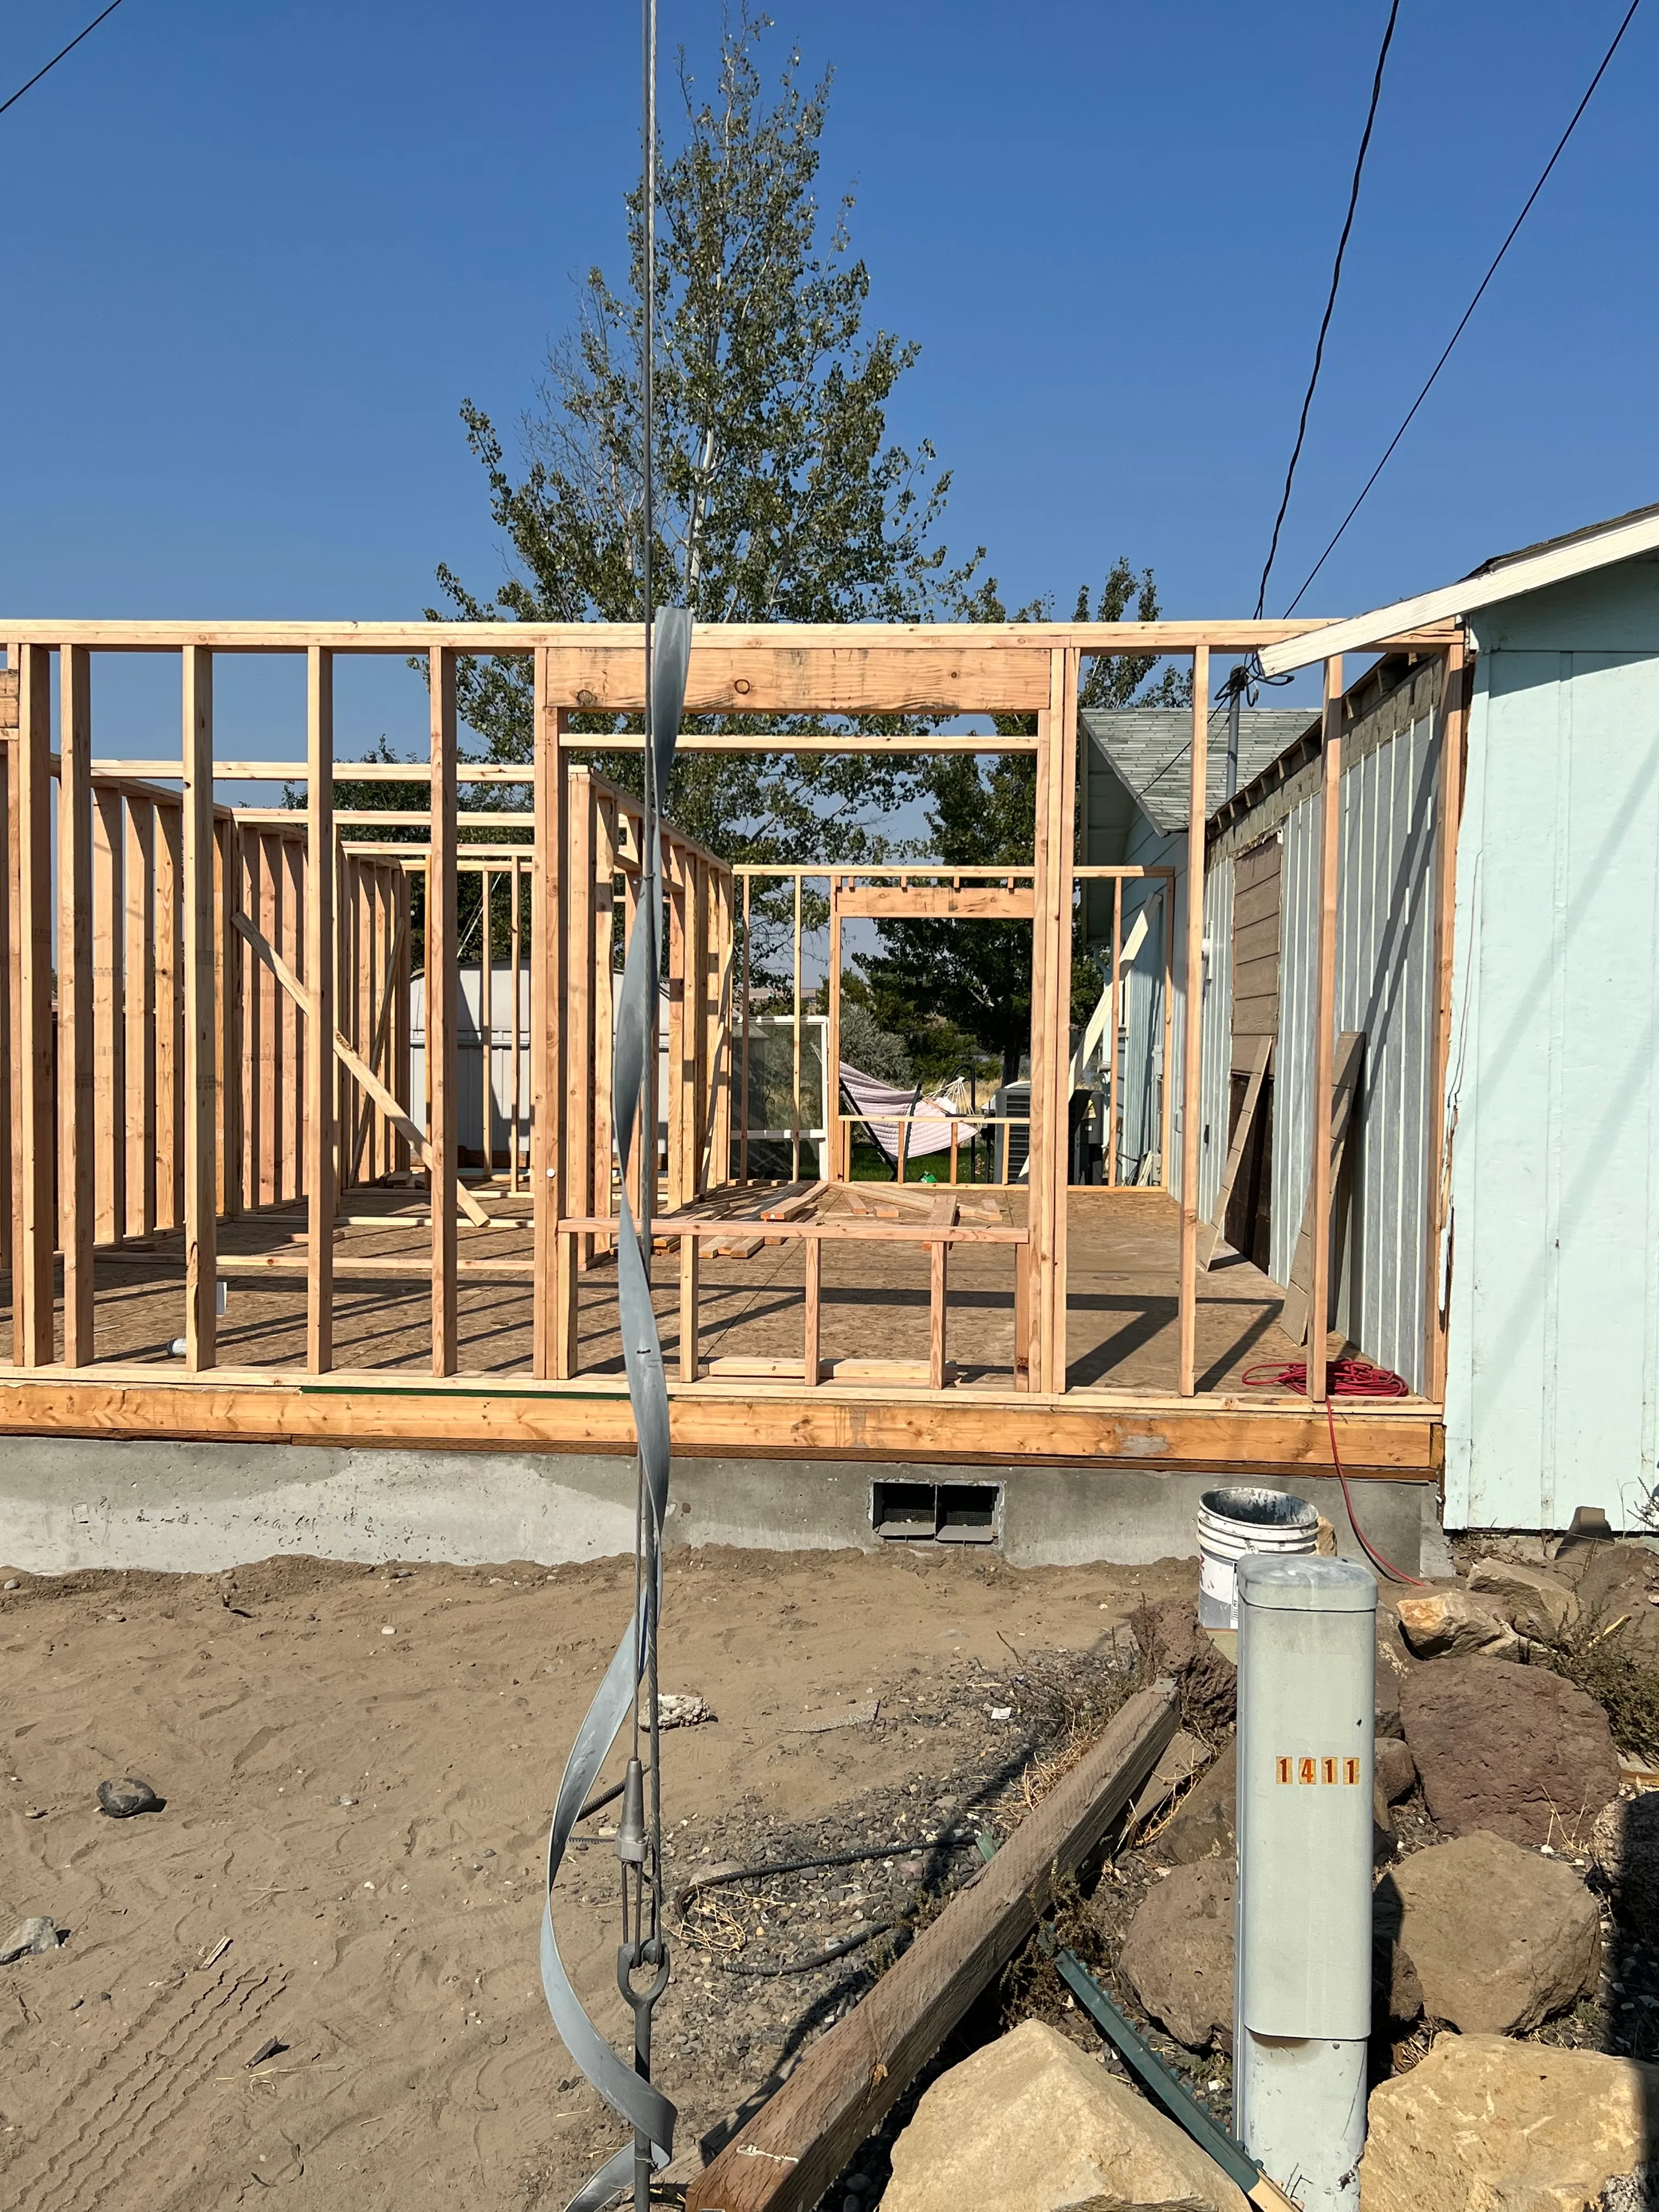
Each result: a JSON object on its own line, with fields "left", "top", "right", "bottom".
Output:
{"left": 0, "top": 1434, "right": 1444, "bottom": 1579}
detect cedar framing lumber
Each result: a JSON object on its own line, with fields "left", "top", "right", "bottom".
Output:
{"left": 1177, "top": 647, "right": 1210, "bottom": 1395}
{"left": 16, "top": 646, "right": 54, "bottom": 1364}
{"left": 1280, "top": 1029, "right": 1365, "bottom": 1348}
{"left": 59, "top": 646, "right": 96, "bottom": 1366}
{"left": 429, "top": 647, "right": 459, "bottom": 1374}
{"left": 181, "top": 646, "right": 217, "bottom": 1369}
{"left": 1425, "top": 641, "right": 1467, "bottom": 1403}
{"left": 305, "top": 649, "right": 335, "bottom": 1372}
{"left": 683, "top": 1681, "right": 1180, "bottom": 2212}
{"left": 1306, "top": 657, "right": 1344, "bottom": 1400}
{"left": 1197, "top": 1035, "right": 1272, "bottom": 1272}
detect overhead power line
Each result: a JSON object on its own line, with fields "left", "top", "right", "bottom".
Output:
{"left": 1283, "top": 0, "right": 1647, "bottom": 616}
{"left": 0, "top": 0, "right": 128, "bottom": 123}
{"left": 1254, "top": 0, "right": 1402, "bottom": 620}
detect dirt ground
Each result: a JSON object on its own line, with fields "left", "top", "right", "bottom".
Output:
{"left": 0, "top": 1542, "right": 1195, "bottom": 2211}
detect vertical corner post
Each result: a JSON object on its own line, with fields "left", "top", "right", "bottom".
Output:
{"left": 16, "top": 645, "right": 54, "bottom": 1364}
{"left": 1177, "top": 645, "right": 1210, "bottom": 1397}
{"left": 59, "top": 646, "right": 96, "bottom": 1365}
{"left": 428, "top": 645, "right": 459, "bottom": 1376}
{"left": 306, "top": 646, "right": 336, "bottom": 1373}
{"left": 1308, "top": 654, "right": 1344, "bottom": 1404}
{"left": 180, "top": 645, "right": 216, "bottom": 1370}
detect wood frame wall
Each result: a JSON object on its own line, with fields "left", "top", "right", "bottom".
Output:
{"left": 0, "top": 618, "right": 1455, "bottom": 1475}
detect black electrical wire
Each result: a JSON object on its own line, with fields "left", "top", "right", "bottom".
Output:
{"left": 713, "top": 1922, "right": 896, "bottom": 1978}
{"left": 1254, "top": 0, "right": 1402, "bottom": 620}
{"left": 0, "top": 0, "right": 128, "bottom": 123}
{"left": 1282, "top": 0, "right": 1646, "bottom": 616}
{"left": 672, "top": 1834, "right": 982, "bottom": 1913}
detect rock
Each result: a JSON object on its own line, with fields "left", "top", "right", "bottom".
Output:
{"left": 0, "top": 1916, "right": 62, "bottom": 1965}
{"left": 1370, "top": 1891, "right": 1423, "bottom": 2025}
{"left": 882, "top": 2017, "right": 1249, "bottom": 2212}
{"left": 1373, "top": 1784, "right": 1398, "bottom": 1866}
{"left": 1375, "top": 1736, "right": 1417, "bottom": 1804}
{"left": 1148, "top": 1743, "right": 1234, "bottom": 1865}
{"left": 1395, "top": 1589, "right": 1515, "bottom": 1659}
{"left": 1361, "top": 2033, "right": 1659, "bottom": 2212}
{"left": 1592, "top": 1792, "right": 1659, "bottom": 1942}
{"left": 97, "top": 1777, "right": 163, "bottom": 1819}
{"left": 1468, "top": 1556, "right": 1581, "bottom": 1643}
{"left": 1401, "top": 1657, "right": 1620, "bottom": 1847}
{"left": 1379, "top": 1831, "right": 1600, "bottom": 2033}
{"left": 1117, "top": 1859, "right": 1234, "bottom": 2052}
{"left": 1131, "top": 1599, "right": 1235, "bottom": 1735}
{"left": 1374, "top": 1605, "right": 1417, "bottom": 1692}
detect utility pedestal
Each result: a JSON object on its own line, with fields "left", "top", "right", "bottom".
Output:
{"left": 1234, "top": 1554, "right": 1376, "bottom": 2210}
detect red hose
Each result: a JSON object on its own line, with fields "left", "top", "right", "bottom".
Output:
{"left": 1240, "top": 1357, "right": 1427, "bottom": 1587}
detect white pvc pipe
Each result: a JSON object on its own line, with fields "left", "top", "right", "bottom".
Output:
{"left": 1234, "top": 1554, "right": 1376, "bottom": 2210}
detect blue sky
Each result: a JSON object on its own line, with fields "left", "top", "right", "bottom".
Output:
{"left": 2, "top": 0, "right": 1654, "bottom": 752}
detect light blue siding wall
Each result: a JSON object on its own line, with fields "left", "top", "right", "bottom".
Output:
{"left": 1269, "top": 702, "right": 1441, "bottom": 1391}
{"left": 1445, "top": 558, "right": 1659, "bottom": 1530}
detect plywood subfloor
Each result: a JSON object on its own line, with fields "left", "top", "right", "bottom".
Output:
{"left": 2, "top": 1187, "right": 1312, "bottom": 1396}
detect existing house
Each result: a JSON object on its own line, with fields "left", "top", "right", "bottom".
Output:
{"left": 1254, "top": 501, "right": 1659, "bottom": 1531}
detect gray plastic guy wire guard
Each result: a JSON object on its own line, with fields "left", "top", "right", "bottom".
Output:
{"left": 541, "top": 605, "right": 691, "bottom": 2212}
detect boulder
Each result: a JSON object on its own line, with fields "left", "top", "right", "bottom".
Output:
{"left": 1400, "top": 1657, "right": 1620, "bottom": 1847}
{"left": 1468, "top": 1556, "right": 1581, "bottom": 1643}
{"left": 1378, "top": 1830, "right": 1600, "bottom": 2033}
{"left": 1374, "top": 1736, "right": 1417, "bottom": 1804}
{"left": 1147, "top": 1743, "right": 1234, "bottom": 1866}
{"left": 1370, "top": 1897, "right": 1423, "bottom": 2026}
{"left": 1360, "top": 2033, "right": 1659, "bottom": 2212}
{"left": 0, "top": 1916, "right": 61, "bottom": 1965}
{"left": 1591, "top": 1791, "right": 1659, "bottom": 1942}
{"left": 1395, "top": 1589, "right": 1515, "bottom": 1660}
{"left": 1118, "top": 1859, "right": 1234, "bottom": 2052}
{"left": 883, "top": 2017, "right": 1249, "bottom": 2212}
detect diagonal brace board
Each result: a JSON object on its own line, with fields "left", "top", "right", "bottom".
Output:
{"left": 1279, "top": 1029, "right": 1364, "bottom": 1346}
{"left": 684, "top": 1681, "right": 1178, "bottom": 2212}
{"left": 232, "top": 910, "right": 490, "bottom": 1229}
{"left": 1198, "top": 1036, "right": 1272, "bottom": 1272}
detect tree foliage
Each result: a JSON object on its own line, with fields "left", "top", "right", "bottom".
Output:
{"left": 432, "top": 10, "right": 973, "bottom": 941}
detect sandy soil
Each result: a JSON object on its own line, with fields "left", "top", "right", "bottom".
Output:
{"left": 0, "top": 1542, "right": 1193, "bottom": 2211}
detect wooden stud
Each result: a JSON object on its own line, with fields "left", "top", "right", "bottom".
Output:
{"left": 679, "top": 1229, "right": 701, "bottom": 1385}
{"left": 123, "top": 798, "right": 157, "bottom": 1239}
{"left": 1, "top": 690, "right": 14, "bottom": 1290}
{"left": 1160, "top": 879, "right": 1175, "bottom": 1191}
{"left": 1049, "top": 649, "right": 1079, "bottom": 1391}
{"left": 565, "top": 770, "right": 594, "bottom": 1261}
{"left": 306, "top": 649, "right": 336, "bottom": 1372}
{"left": 1425, "top": 639, "right": 1467, "bottom": 1403}
{"left": 1177, "top": 646, "right": 1209, "bottom": 1397}
{"left": 153, "top": 802, "right": 183, "bottom": 1231}
{"left": 58, "top": 647, "right": 96, "bottom": 1364}
{"left": 281, "top": 834, "right": 304, "bottom": 1206}
{"left": 739, "top": 873, "right": 752, "bottom": 1186}
{"left": 1199, "top": 1036, "right": 1272, "bottom": 1271}
{"left": 592, "top": 803, "right": 616, "bottom": 1247}
{"left": 15, "top": 646, "right": 54, "bottom": 1364}
{"left": 685, "top": 854, "right": 706, "bottom": 1199}
{"left": 92, "top": 788, "right": 126, "bottom": 1247}
{"left": 180, "top": 647, "right": 218, "bottom": 1369}
{"left": 394, "top": 862, "right": 413, "bottom": 1176}
{"left": 929, "top": 1239, "right": 949, "bottom": 1390}
{"left": 791, "top": 868, "right": 803, "bottom": 1184}
{"left": 253, "top": 836, "right": 275, "bottom": 1206}
{"left": 478, "top": 866, "right": 494, "bottom": 1183}
{"left": 710, "top": 870, "right": 733, "bottom": 1188}
{"left": 803, "top": 1233, "right": 822, "bottom": 1386}
{"left": 1307, "top": 654, "right": 1344, "bottom": 1404}
{"left": 535, "top": 680, "right": 576, "bottom": 1380}
{"left": 1108, "top": 876, "right": 1122, "bottom": 1189}
{"left": 428, "top": 646, "right": 458, "bottom": 1375}
{"left": 216, "top": 816, "right": 243, "bottom": 1220}
{"left": 509, "top": 853, "right": 523, "bottom": 1192}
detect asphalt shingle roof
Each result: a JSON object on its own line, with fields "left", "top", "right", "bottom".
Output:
{"left": 1081, "top": 706, "right": 1316, "bottom": 834}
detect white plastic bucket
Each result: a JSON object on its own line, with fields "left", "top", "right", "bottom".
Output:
{"left": 1198, "top": 1486, "right": 1320, "bottom": 1630}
